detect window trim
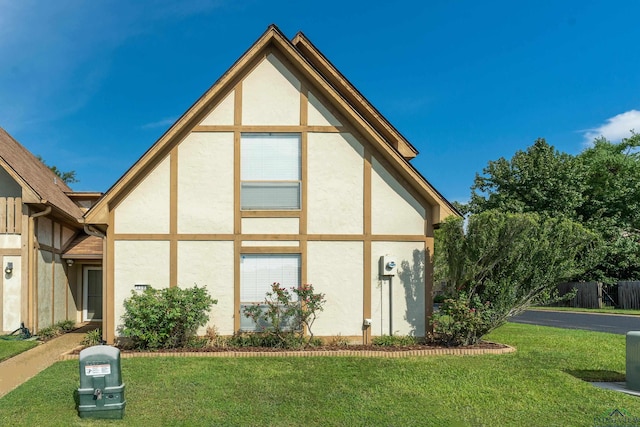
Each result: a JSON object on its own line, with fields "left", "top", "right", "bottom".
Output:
{"left": 240, "top": 133, "right": 302, "bottom": 211}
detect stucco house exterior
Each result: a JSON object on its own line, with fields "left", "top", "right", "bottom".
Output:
{"left": 83, "top": 25, "right": 458, "bottom": 344}
{"left": 0, "top": 127, "right": 102, "bottom": 334}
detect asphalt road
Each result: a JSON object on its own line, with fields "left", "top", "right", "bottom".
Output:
{"left": 510, "top": 310, "right": 640, "bottom": 335}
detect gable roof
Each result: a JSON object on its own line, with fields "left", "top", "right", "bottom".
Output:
{"left": 85, "top": 25, "right": 458, "bottom": 225}
{"left": 291, "top": 32, "right": 419, "bottom": 160}
{"left": 0, "top": 127, "right": 85, "bottom": 222}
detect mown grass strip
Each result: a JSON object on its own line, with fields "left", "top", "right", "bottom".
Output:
{"left": 0, "top": 323, "right": 635, "bottom": 426}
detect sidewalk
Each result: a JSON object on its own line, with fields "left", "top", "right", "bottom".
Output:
{"left": 0, "top": 324, "right": 96, "bottom": 399}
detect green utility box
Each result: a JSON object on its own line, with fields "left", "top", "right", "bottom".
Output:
{"left": 628, "top": 332, "right": 640, "bottom": 391}
{"left": 77, "top": 345, "right": 126, "bottom": 419}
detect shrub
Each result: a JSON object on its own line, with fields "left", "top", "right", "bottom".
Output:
{"left": 430, "top": 294, "right": 499, "bottom": 346}
{"left": 37, "top": 320, "right": 77, "bottom": 341}
{"left": 119, "top": 285, "right": 216, "bottom": 349}
{"left": 227, "top": 331, "right": 306, "bottom": 349}
{"left": 81, "top": 329, "right": 103, "bottom": 346}
{"left": 433, "top": 210, "right": 599, "bottom": 346}
{"left": 372, "top": 335, "right": 418, "bottom": 347}
{"left": 242, "top": 283, "right": 325, "bottom": 348}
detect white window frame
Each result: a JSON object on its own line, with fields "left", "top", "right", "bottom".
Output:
{"left": 240, "top": 254, "right": 301, "bottom": 331}
{"left": 240, "top": 133, "right": 301, "bottom": 210}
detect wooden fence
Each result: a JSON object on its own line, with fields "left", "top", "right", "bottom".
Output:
{"left": 618, "top": 282, "right": 640, "bottom": 309}
{"left": 0, "top": 197, "right": 21, "bottom": 234}
{"left": 555, "top": 282, "right": 602, "bottom": 308}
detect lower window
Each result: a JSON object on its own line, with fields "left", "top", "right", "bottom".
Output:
{"left": 240, "top": 254, "right": 301, "bottom": 331}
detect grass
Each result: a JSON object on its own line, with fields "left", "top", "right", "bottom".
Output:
{"left": 0, "top": 323, "right": 637, "bottom": 426}
{"left": 0, "top": 337, "right": 38, "bottom": 362}
{"left": 532, "top": 306, "right": 640, "bottom": 315}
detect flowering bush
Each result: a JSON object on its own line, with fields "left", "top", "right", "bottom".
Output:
{"left": 243, "top": 283, "right": 326, "bottom": 347}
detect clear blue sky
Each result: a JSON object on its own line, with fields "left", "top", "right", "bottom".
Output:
{"left": 2, "top": 1, "right": 639, "bottom": 203}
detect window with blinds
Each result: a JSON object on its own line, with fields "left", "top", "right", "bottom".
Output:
{"left": 240, "top": 254, "right": 301, "bottom": 331}
{"left": 241, "top": 133, "right": 301, "bottom": 210}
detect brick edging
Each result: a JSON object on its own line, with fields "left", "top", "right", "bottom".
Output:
{"left": 59, "top": 344, "right": 515, "bottom": 360}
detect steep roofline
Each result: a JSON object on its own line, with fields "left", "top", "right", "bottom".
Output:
{"left": 85, "top": 25, "right": 459, "bottom": 224}
{"left": 291, "top": 31, "right": 419, "bottom": 160}
{"left": 0, "top": 126, "right": 85, "bottom": 223}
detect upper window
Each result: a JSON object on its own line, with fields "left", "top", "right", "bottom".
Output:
{"left": 241, "top": 133, "right": 301, "bottom": 210}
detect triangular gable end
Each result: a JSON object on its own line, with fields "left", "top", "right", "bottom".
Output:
{"left": 86, "top": 24, "right": 457, "bottom": 226}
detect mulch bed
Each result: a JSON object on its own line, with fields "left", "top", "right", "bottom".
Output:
{"left": 69, "top": 340, "right": 508, "bottom": 355}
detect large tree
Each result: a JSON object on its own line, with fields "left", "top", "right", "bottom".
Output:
{"left": 468, "top": 138, "right": 584, "bottom": 218}
{"left": 432, "top": 211, "right": 598, "bottom": 345}
{"left": 466, "top": 135, "right": 640, "bottom": 283}
{"left": 576, "top": 134, "right": 640, "bottom": 282}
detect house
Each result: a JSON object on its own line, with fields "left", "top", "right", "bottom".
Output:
{"left": 0, "top": 127, "right": 102, "bottom": 334}
{"left": 77, "top": 25, "right": 459, "bottom": 344}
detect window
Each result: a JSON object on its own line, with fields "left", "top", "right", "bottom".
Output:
{"left": 240, "top": 254, "right": 300, "bottom": 331}
{"left": 241, "top": 133, "right": 301, "bottom": 210}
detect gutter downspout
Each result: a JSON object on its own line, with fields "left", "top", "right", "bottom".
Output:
{"left": 27, "top": 203, "right": 52, "bottom": 333}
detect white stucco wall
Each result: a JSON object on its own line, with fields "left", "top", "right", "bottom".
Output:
{"left": 200, "top": 91, "right": 235, "bottom": 126}
{"left": 371, "top": 241, "right": 426, "bottom": 337}
{"left": 307, "top": 91, "right": 342, "bottom": 126}
{"left": 242, "top": 54, "right": 300, "bottom": 125}
{"left": 0, "top": 168, "right": 21, "bottom": 197}
{"left": 178, "top": 132, "right": 234, "bottom": 234}
{"left": 177, "top": 241, "right": 234, "bottom": 335}
{"left": 307, "top": 241, "right": 363, "bottom": 336}
{"left": 241, "top": 218, "right": 299, "bottom": 235}
{"left": 114, "top": 157, "right": 171, "bottom": 234}
{"left": 241, "top": 241, "right": 299, "bottom": 247}
{"left": 307, "top": 133, "right": 364, "bottom": 234}
{"left": 371, "top": 158, "right": 426, "bottom": 235}
{"left": 2, "top": 255, "right": 21, "bottom": 331}
{"left": 113, "top": 241, "right": 170, "bottom": 331}
{"left": 0, "top": 235, "right": 21, "bottom": 249}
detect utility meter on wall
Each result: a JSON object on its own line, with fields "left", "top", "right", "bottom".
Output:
{"left": 380, "top": 255, "right": 397, "bottom": 276}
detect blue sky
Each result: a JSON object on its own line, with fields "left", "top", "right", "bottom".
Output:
{"left": 1, "top": 1, "right": 639, "bottom": 203}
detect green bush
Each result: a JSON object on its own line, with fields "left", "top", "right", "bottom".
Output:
{"left": 81, "top": 329, "right": 103, "bottom": 346}
{"left": 37, "top": 320, "right": 77, "bottom": 341}
{"left": 119, "top": 285, "right": 216, "bottom": 349}
{"left": 430, "top": 294, "right": 498, "bottom": 346}
{"left": 372, "top": 335, "right": 418, "bottom": 346}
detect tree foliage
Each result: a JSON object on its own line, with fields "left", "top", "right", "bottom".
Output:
{"left": 432, "top": 211, "right": 598, "bottom": 345}
{"left": 36, "top": 155, "right": 79, "bottom": 185}
{"left": 469, "top": 138, "right": 584, "bottom": 218}
{"left": 466, "top": 134, "right": 640, "bottom": 283}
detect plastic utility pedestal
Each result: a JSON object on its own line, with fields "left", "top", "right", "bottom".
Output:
{"left": 627, "top": 332, "right": 640, "bottom": 391}
{"left": 77, "top": 345, "right": 126, "bottom": 419}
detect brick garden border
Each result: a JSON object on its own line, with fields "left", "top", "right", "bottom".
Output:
{"left": 60, "top": 343, "right": 515, "bottom": 360}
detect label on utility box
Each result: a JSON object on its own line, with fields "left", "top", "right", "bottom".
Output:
{"left": 85, "top": 364, "right": 111, "bottom": 376}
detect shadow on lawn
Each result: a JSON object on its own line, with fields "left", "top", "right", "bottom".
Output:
{"left": 565, "top": 369, "right": 625, "bottom": 382}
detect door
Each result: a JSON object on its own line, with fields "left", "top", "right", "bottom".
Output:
{"left": 83, "top": 266, "right": 102, "bottom": 321}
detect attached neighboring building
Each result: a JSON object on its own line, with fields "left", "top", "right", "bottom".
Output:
{"left": 84, "top": 25, "right": 459, "bottom": 344}
{"left": 0, "top": 127, "right": 102, "bottom": 333}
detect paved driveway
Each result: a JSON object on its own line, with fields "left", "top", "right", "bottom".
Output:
{"left": 510, "top": 310, "right": 640, "bottom": 335}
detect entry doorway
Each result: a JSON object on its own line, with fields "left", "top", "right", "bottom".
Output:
{"left": 83, "top": 266, "right": 103, "bottom": 321}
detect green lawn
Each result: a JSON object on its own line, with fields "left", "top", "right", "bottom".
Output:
{"left": 0, "top": 337, "right": 38, "bottom": 362}
{"left": 0, "top": 323, "right": 637, "bottom": 426}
